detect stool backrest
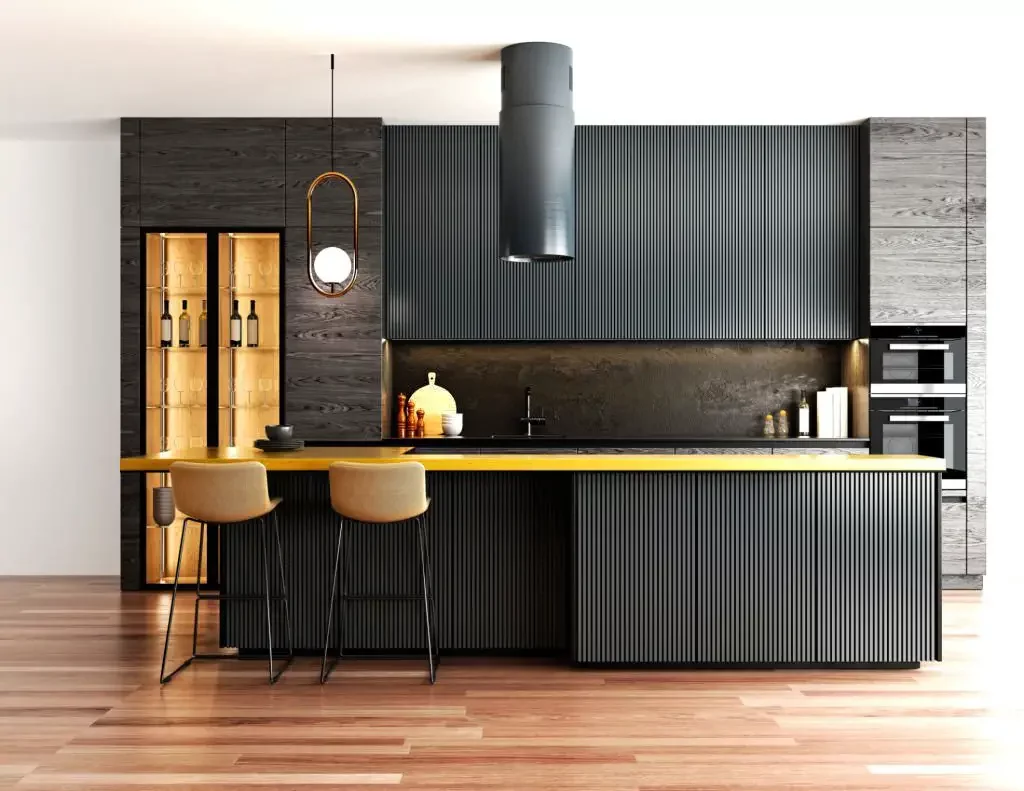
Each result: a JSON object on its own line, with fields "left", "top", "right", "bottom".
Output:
{"left": 328, "top": 461, "right": 428, "bottom": 523}
{"left": 169, "top": 461, "right": 272, "bottom": 524}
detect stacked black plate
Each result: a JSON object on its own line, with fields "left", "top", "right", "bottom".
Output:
{"left": 254, "top": 438, "right": 305, "bottom": 453}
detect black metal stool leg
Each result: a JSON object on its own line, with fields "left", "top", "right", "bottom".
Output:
{"left": 421, "top": 518, "right": 440, "bottom": 667}
{"left": 416, "top": 516, "right": 437, "bottom": 684}
{"left": 192, "top": 520, "right": 205, "bottom": 658}
{"left": 160, "top": 518, "right": 193, "bottom": 684}
{"left": 320, "top": 517, "right": 345, "bottom": 684}
{"left": 258, "top": 517, "right": 288, "bottom": 685}
{"left": 272, "top": 510, "right": 293, "bottom": 659}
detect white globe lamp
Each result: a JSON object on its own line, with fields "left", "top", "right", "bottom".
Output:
{"left": 312, "top": 246, "right": 353, "bottom": 289}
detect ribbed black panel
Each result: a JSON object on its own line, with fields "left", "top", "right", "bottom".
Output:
{"left": 384, "top": 126, "right": 483, "bottom": 340}
{"left": 222, "top": 472, "right": 570, "bottom": 651}
{"left": 762, "top": 126, "right": 859, "bottom": 339}
{"left": 574, "top": 473, "right": 696, "bottom": 664}
{"left": 386, "top": 125, "right": 860, "bottom": 341}
{"left": 673, "top": 127, "right": 764, "bottom": 340}
{"left": 818, "top": 472, "right": 939, "bottom": 663}
{"left": 574, "top": 471, "right": 938, "bottom": 665}
{"left": 575, "top": 126, "right": 674, "bottom": 339}
{"left": 479, "top": 128, "right": 577, "bottom": 340}
{"left": 694, "top": 473, "right": 815, "bottom": 662}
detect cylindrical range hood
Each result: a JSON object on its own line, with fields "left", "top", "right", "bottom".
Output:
{"left": 499, "top": 42, "right": 574, "bottom": 262}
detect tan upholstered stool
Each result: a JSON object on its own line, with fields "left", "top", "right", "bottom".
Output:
{"left": 321, "top": 461, "right": 438, "bottom": 684}
{"left": 161, "top": 461, "right": 293, "bottom": 684}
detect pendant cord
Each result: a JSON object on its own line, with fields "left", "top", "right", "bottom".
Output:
{"left": 330, "top": 53, "right": 335, "bottom": 172}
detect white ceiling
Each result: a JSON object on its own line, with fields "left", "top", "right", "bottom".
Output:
{"left": 0, "top": 2, "right": 1016, "bottom": 130}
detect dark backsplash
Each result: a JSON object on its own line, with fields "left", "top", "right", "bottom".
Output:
{"left": 390, "top": 343, "right": 842, "bottom": 438}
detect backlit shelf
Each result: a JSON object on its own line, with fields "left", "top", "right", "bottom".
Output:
{"left": 219, "top": 288, "right": 280, "bottom": 295}
{"left": 145, "top": 404, "right": 207, "bottom": 410}
{"left": 220, "top": 346, "right": 280, "bottom": 352}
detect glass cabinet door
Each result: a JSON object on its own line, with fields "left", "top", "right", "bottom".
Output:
{"left": 144, "top": 232, "right": 209, "bottom": 585}
{"left": 218, "top": 233, "right": 281, "bottom": 447}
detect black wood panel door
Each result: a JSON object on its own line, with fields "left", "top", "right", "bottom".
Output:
{"left": 140, "top": 119, "right": 286, "bottom": 226}
{"left": 385, "top": 125, "right": 860, "bottom": 341}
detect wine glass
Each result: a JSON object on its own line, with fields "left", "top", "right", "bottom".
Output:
{"left": 258, "top": 378, "right": 273, "bottom": 409}
{"left": 190, "top": 259, "right": 204, "bottom": 290}
{"left": 258, "top": 258, "right": 274, "bottom": 289}
{"left": 190, "top": 377, "right": 205, "bottom": 408}
{"left": 174, "top": 259, "right": 187, "bottom": 289}
{"left": 173, "top": 376, "right": 186, "bottom": 407}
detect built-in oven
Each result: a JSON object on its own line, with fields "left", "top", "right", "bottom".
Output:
{"left": 870, "top": 325, "right": 966, "bottom": 394}
{"left": 869, "top": 395, "right": 966, "bottom": 489}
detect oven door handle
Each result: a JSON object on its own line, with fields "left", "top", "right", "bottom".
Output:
{"left": 888, "top": 415, "right": 951, "bottom": 422}
{"left": 887, "top": 342, "right": 951, "bottom": 350}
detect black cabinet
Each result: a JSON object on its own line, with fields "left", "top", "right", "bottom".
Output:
{"left": 386, "top": 125, "right": 860, "bottom": 341}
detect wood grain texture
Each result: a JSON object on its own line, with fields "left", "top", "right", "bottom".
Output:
{"left": 120, "top": 119, "right": 140, "bottom": 227}
{"left": 283, "top": 229, "right": 381, "bottom": 439}
{"left": 941, "top": 573, "right": 983, "bottom": 590}
{"left": 967, "top": 118, "right": 986, "bottom": 226}
{"left": 0, "top": 579, "right": 1002, "bottom": 791}
{"left": 773, "top": 448, "right": 869, "bottom": 455}
{"left": 941, "top": 500, "right": 967, "bottom": 575}
{"left": 967, "top": 225, "right": 985, "bottom": 574}
{"left": 868, "top": 118, "right": 966, "bottom": 227}
{"left": 120, "top": 228, "right": 143, "bottom": 591}
{"left": 841, "top": 340, "right": 870, "bottom": 438}
{"left": 140, "top": 118, "right": 286, "bottom": 226}
{"left": 284, "top": 118, "right": 382, "bottom": 228}
{"left": 869, "top": 228, "right": 967, "bottom": 324}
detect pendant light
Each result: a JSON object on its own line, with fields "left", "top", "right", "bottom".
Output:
{"left": 307, "top": 53, "right": 359, "bottom": 297}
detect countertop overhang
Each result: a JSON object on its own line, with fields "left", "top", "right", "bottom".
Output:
{"left": 119, "top": 447, "right": 944, "bottom": 473}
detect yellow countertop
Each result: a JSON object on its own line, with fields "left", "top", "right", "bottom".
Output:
{"left": 119, "top": 446, "right": 945, "bottom": 473}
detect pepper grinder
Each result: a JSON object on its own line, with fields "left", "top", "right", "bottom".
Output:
{"left": 396, "top": 393, "right": 407, "bottom": 439}
{"left": 416, "top": 408, "right": 426, "bottom": 438}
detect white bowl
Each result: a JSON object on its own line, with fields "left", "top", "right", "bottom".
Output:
{"left": 441, "top": 413, "right": 463, "bottom": 436}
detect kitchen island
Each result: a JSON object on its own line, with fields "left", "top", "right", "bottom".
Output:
{"left": 121, "top": 448, "right": 944, "bottom": 667}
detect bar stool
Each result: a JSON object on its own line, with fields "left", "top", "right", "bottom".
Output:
{"left": 321, "top": 461, "right": 438, "bottom": 684}
{"left": 161, "top": 461, "right": 293, "bottom": 685}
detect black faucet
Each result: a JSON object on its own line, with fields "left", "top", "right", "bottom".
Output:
{"left": 520, "top": 386, "right": 547, "bottom": 437}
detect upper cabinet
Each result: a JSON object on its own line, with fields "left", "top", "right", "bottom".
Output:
{"left": 140, "top": 119, "right": 286, "bottom": 227}
{"left": 386, "top": 125, "right": 860, "bottom": 342}
{"left": 866, "top": 118, "right": 969, "bottom": 325}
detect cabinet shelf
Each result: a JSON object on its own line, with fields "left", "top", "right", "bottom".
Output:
{"left": 221, "top": 346, "right": 280, "bottom": 352}
{"left": 146, "top": 404, "right": 206, "bottom": 410}
{"left": 146, "top": 346, "right": 209, "bottom": 352}
{"left": 220, "top": 288, "right": 280, "bottom": 295}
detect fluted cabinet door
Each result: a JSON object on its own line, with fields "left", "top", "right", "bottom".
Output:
{"left": 385, "top": 126, "right": 483, "bottom": 340}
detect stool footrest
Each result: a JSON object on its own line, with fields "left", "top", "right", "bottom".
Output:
{"left": 342, "top": 593, "right": 435, "bottom": 602}
{"left": 197, "top": 592, "right": 289, "bottom": 603}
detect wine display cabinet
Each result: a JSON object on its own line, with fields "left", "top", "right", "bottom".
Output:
{"left": 142, "top": 230, "right": 283, "bottom": 586}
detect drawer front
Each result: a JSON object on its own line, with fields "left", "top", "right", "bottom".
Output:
{"left": 942, "top": 499, "right": 967, "bottom": 576}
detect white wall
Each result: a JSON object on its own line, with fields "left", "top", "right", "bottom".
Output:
{"left": 0, "top": 124, "right": 120, "bottom": 574}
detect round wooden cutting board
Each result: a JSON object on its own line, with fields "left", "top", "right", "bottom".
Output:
{"left": 408, "top": 372, "right": 458, "bottom": 436}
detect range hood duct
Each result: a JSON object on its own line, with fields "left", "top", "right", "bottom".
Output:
{"left": 499, "top": 42, "right": 574, "bottom": 262}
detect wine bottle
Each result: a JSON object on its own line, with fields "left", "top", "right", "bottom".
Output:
{"left": 229, "top": 299, "right": 242, "bottom": 348}
{"left": 198, "top": 299, "right": 208, "bottom": 348}
{"left": 160, "top": 299, "right": 172, "bottom": 348}
{"left": 798, "top": 390, "right": 810, "bottom": 438}
{"left": 246, "top": 300, "right": 259, "bottom": 348}
{"left": 178, "top": 300, "right": 190, "bottom": 348}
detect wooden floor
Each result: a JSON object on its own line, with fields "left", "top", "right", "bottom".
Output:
{"left": 0, "top": 580, "right": 1020, "bottom": 790}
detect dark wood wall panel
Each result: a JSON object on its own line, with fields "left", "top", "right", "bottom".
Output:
{"left": 284, "top": 118, "right": 382, "bottom": 229}
{"left": 140, "top": 118, "right": 286, "bottom": 226}
{"left": 120, "top": 119, "right": 140, "bottom": 227}
{"left": 119, "top": 228, "right": 142, "bottom": 590}
{"left": 868, "top": 118, "right": 967, "bottom": 227}
{"left": 387, "top": 125, "right": 860, "bottom": 341}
